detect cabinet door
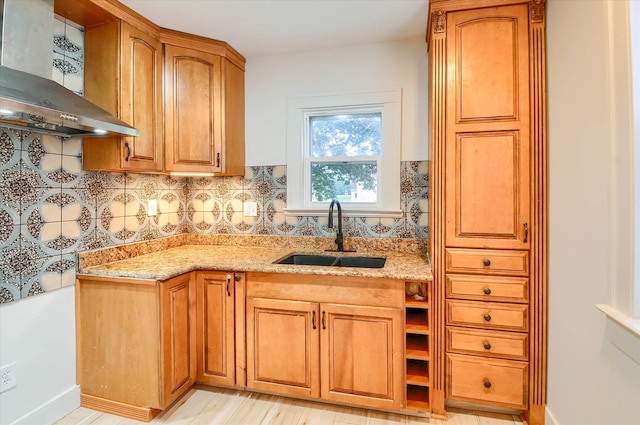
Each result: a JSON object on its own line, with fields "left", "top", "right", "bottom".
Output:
{"left": 320, "top": 303, "right": 403, "bottom": 410}
{"left": 160, "top": 272, "right": 197, "bottom": 407}
{"left": 83, "top": 20, "right": 163, "bottom": 173}
{"left": 196, "top": 271, "right": 236, "bottom": 386}
{"left": 246, "top": 298, "right": 320, "bottom": 398}
{"left": 164, "top": 44, "right": 222, "bottom": 173}
{"left": 445, "top": 5, "right": 530, "bottom": 250}
{"left": 120, "top": 22, "right": 163, "bottom": 172}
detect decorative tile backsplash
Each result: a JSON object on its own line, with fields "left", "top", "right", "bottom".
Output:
{"left": 0, "top": 17, "right": 429, "bottom": 304}
{"left": 0, "top": 131, "right": 428, "bottom": 304}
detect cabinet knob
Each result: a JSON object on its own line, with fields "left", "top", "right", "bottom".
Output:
{"left": 235, "top": 275, "right": 241, "bottom": 282}
{"left": 483, "top": 287, "right": 492, "bottom": 295}
{"left": 483, "top": 259, "right": 491, "bottom": 266}
{"left": 484, "top": 381, "right": 492, "bottom": 389}
{"left": 484, "top": 314, "right": 492, "bottom": 322}
{"left": 484, "top": 342, "right": 491, "bottom": 350}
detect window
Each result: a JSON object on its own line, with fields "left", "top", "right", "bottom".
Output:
{"left": 286, "top": 90, "right": 401, "bottom": 216}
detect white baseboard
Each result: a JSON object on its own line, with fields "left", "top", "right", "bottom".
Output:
{"left": 11, "top": 385, "right": 80, "bottom": 425}
{"left": 546, "top": 406, "right": 560, "bottom": 425}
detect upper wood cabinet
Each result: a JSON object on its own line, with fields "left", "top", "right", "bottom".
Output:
{"left": 162, "top": 31, "right": 246, "bottom": 175}
{"left": 83, "top": 20, "right": 164, "bottom": 173}
{"left": 65, "top": 0, "right": 246, "bottom": 175}
{"left": 444, "top": 5, "right": 530, "bottom": 250}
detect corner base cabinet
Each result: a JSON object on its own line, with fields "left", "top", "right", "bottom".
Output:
{"left": 428, "top": 0, "right": 548, "bottom": 424}
{"left": 76, "top": 273, "right": 196, "bottom": 422}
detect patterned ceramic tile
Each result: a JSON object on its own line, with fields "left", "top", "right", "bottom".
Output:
{"left": 0, "top": 128, "right": 21, "bottom": 171}
{"left": 53, "top": 17, "right": 84, "bottom": 96}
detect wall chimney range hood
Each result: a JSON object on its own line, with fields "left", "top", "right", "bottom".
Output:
{"left": 0, "top": 0, "right": 139, "bottom": 138}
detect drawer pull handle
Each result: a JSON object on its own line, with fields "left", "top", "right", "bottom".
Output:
{"left": 484, "top": 381, "right": 492, "bottom": 389}
{"left": 483, "top": 287, "right": 492, "bottom": 295}
{"left": 483, "top": 259, "right": 491, "bottom": 266}
{"left": 484, "top": 314, "right": 492, "bottom": 322}
{"left": 322, "top": 311, "right": 326, "bottom": 329}
{"left": 484, "top": 342, "right": 492, "bottom": 350}
{"left": 312, "top": 311, "right": 317, "bottom": 330}
{"left": 226, "top": 274, "right": 231, "bottom": 297}
{"left": 524, "top": 222, "right": 529, "bottom": 243}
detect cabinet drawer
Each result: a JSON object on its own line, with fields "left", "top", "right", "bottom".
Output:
{"left": 446, "top": 300, "right": 528, "bottom": 332}
{"left": 447, "top": 353, "right": 528, "bottom": 409}
{"left": 445, "top": 249, "right": 529, "bottom": 276}
{"left": 447, "top": 327, "right": 528, "bottom": 361}
{"left": 446, "top": 274, "right": 528, "bottom": 303}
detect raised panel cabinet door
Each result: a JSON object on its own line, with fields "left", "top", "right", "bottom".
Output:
{"left": 246, "top": 297, "right": 320, "bottom": 398}
{"left": 160, "top": 273, "right": 197, "bottom": 407}
{"left": 120, "top": 22, "right": 163, "bottom": 172}
{"left": 445, "top": 5, "right": 530, "bottom": 250}
{"left": 82, "top": 20, "right": 163, "bottom": 173}
{"left": 320, "top": 303, "right": 403, "bottom": 410}
{"left": 164, "top": 44, "right": 222, "bottom": 173}
{"left": 196, "top": 272, "right": 236, "bottom": 386}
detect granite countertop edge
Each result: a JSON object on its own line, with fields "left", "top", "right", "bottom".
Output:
{"left": 78, "top": 245, "right": 433, "bottom": 282}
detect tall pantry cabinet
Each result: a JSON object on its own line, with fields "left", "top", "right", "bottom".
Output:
{"left": 427, "top": 1, "right": 547, "bottom": 424}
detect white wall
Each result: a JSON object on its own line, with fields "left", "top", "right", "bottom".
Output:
{"left": 547, "top": 1, "right": 640, "bottom": 424}
{"left": 244, "top": 38, "right": 429, "bottom": 166}
{"left": 0, "top": 287, "right": 79, "bottom": 425}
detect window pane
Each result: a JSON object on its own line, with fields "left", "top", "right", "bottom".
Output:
{"left": 310, "top": 113, "right": 382, "bottom": 157}
{"left": 310, "top": 161, "right": 377, "bottom": 203}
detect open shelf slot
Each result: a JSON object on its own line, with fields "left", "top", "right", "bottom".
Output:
{"left": 406, "top": 308, "right": 429, "bottom": 335}
{"left": 406, "top": 334, "right": 429, "bottom": 360}
{"left": 406, "top": 298, "right": 429, "bottom": 308}
{"left": 406, "top": 384, "right": 429, "bottom": 411}
{"left": 406, "top": 359, "right": 429, "bottom": 386}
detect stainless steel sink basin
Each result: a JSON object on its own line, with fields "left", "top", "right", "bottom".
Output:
{"left": 274, "top": 254, "right": 386, "bottom": 268}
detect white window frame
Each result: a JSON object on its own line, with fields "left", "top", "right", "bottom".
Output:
{"left": 596, "top": 0, "right": 640, "bottom": 342}
{"left": 285, "top": 89, "right": 402, "bottom": 217}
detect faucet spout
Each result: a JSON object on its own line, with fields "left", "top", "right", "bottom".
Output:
{"left": 328, "top": 199, "right": 344, "bottom": 251}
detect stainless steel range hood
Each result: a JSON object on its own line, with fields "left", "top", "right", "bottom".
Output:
{"left": 0, "top": 0, "right": 139, "bottom": 138}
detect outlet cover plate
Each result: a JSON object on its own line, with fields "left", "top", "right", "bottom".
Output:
{"left": 147, "top": 199, "right": 157, "bottom": 217}
{"left": 1, "top": 362, "right": 17, "bottom": 393}
{"left": 244, "top": 201, "right": 258, "bottom": 217}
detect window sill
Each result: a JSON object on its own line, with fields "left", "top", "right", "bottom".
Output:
{"left": 283, "top": 208, "right": 404, "bottom": 218}
{"left": 596, "top": 304, "right": 640, "bottom": 339}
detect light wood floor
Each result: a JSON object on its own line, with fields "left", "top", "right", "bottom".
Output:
{"left": 55, "top": 386, "right": 524, "bottom": 425}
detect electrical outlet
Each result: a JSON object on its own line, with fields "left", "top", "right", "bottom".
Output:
{"left": 1, "top": 362, "right": 17, "bottom": 393}
{"left": 243, "top": 201, "right": 258, "bottom": 217}
{"left": 147, "top": 199, "right": 157, "bottom": 217}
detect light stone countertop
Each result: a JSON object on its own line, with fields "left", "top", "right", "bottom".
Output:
{"left": 79, "top": 244, "right": 433, "bottom": 282}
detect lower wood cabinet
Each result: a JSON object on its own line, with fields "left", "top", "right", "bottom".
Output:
{"left": 246, "top": 298, "right": 403, "bottom": 410}
{"left": 245, "top": 272, "right": 405, "bottom": 411}
{"left": 76, "top": 273, "right": 196, "bottom": 422}
{"left": 246, "top": 298, "right": 320, "bottom": 398}
{"left": 321, "top": 303, "right": 403, "bottom": 410}
{"left": 76, "top": 269, "right": 407, "bottom": 420}
{"left": 196, "top": 271, "right": 245, "bottom": 387}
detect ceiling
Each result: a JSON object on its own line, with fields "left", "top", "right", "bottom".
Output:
{"left": 119, "top": 0, "right": 430, "bottom": 58}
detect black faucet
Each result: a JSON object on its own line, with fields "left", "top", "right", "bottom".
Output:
{"left": 328, "top": 199, "right": 344, "bottom": 251}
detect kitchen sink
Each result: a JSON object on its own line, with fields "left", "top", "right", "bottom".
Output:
{"left": 274, "top": 253, "right": 386, "bottom": 268}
